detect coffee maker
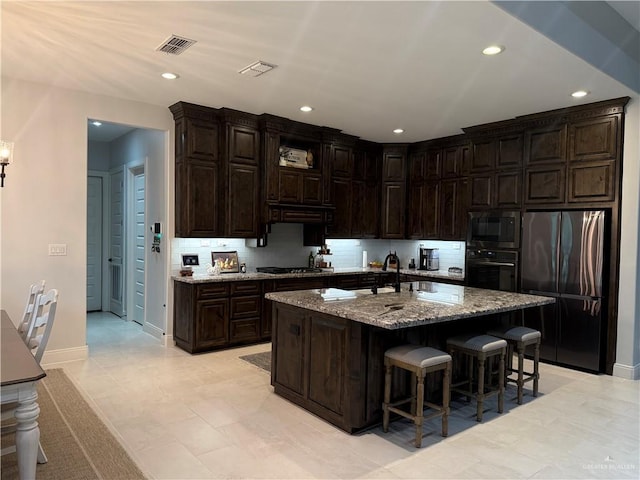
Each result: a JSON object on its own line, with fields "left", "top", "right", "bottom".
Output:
{"left": 419, "top": 248, "right": 439, "bottom": 271}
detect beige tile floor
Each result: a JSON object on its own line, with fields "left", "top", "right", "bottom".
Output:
{"left": 55, "top": 312, "right": 639, "bottom": 480}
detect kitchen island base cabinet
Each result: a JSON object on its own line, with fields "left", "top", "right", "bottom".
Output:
{"left": 271, "top": 303, "right": 391, "bottom": 433}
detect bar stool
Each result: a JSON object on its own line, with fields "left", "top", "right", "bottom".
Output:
{"left": 446, "top": 334, "right": 507, "bottom": 422}
{"left": 488, "top": 326, "right": 541, "bottom": 404}
{"left": 382, "top": 345, "right": 452, "bottom": 448}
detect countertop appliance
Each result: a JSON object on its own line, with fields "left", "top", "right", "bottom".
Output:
{"left": 467, "top": 210, "right": 520, "bottom": 249}
{"left": 419, "top": 248, "right": 439, "bottom": 271}
{"left": 256, "top": 266, "right": 323, "bottom": 274}
{"left": 521, "top": 210, "right": 605, "bottom": 372}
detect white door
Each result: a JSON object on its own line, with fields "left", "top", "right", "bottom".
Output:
{"left": 87, "top": 176, "right": 103, "bottom": 311}
{"left": 109, "top": 168, "right": 125, "bottom": 317}
{"left": 130, "top": 168, "right": 145, "bottom": 325}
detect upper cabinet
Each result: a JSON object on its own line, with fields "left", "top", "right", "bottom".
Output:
{"left": 170, "top": 102, "right": 224, "bottom": 238}
{"left": 381, "top": 145, "right": 408, "bottom": 239}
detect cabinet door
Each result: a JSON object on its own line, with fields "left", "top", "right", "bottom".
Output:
{"left": 273, "top": 304, "right": 306, "bottom": 395}
{"left": 228, "top": 125, "right": 259, "bottom": 165}
{"left": 471, "top": 139, "right": 496, "bottom": 172}
{"left": 569, "top": 116, "right": 617, "bottom": 162}
{"left": 495, "top": 170, "right": 522, "bottom": 207}
{"left": 469, "top": 175, "right": 492, "bottom": 208}
{"left": 352, "top": 181, "right": 379, "bottom": 238}
{"left": 227, "top": 163, "right": 259, "bottom": 237}
{"left": 195, "top": 298, "right": 229, "bottom": 349}
{"left": 568, "top": 161, "right": 615, "bottom": 203}
{"left": 177, "top": 161, "right": 223, "bottom": 237}
{"left": 408, "top": 152, "right": 425, "bottom": 181}
{"left": 525, "top": 125, "right": 567, "bottom": 164}
{"left": 425, "top": 149, "right": 441, "bottom": 179}
{"left": 186, "top": 118, "right": 219, "bottom": 161}
{"left": 497, "top": 134, "right": 523, "bottom": 169}
{"left": 423, "top": 180, "right": 440, "bottom": 238}
{"left": 440, "top": 177, "right": 468, "bottom": 240}
{"left": 525, "top": 165, "right": 566, "bottom": 204}
{"left": 308, "top": 314, "right": 348, "bottom": 415}
{"left": 331, "top": 145, "right": 353, "bottom": 177}
{"left": 302, "top": 174, "right": 323, "bottom": 205}
{"left": 382, "top": 152, "right": 406, "bottom": 181}
{"left": 279, "top": 170, "right": 302, "bottom": 203}
{"left": 406, "top": 182, "right": 424, "bottom": 239}
{"left": 381, "top": 182, "right": 406, "bottom": 239}
{"left": 173, "top": 282, "right": 193, "bottom": 349}
{"left": 327, "top": 177, "right": 352, "bottom": 237}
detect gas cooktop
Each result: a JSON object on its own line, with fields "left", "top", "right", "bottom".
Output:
{"left": 256, "top": 266, "right": 323, "bottom": 274}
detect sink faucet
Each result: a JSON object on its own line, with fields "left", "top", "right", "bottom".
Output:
{"left": 382, "top": 251, "right": 401, "bottom": 292}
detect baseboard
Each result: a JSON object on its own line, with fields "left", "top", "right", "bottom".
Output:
{"left": 143, "top": 322, "right": 164, "bottom": 341}
{"left": 41, "top": 345, "right": 89, "bottom": 367}
{"left": 163, "top": 334, "right": 174, "bottom": 347}
{"left": 612, "top": 362, "right": 640, "bottom": 380}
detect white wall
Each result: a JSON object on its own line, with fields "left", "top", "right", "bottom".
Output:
{"left": 0, "top": 78, "right": 173, "bottom": 363}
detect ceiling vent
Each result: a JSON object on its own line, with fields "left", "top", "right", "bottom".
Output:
{"left": 156, "top": 35, "right": 197, "bottom": 55}
{"left": 238, "top": 60, "right": 277, "bottom": 77}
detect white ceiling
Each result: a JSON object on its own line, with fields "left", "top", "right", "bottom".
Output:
{"left": 2, "top": 1, "right": 638, "bottom": 144}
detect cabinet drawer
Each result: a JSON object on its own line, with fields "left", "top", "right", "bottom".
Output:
{"left": 230, "top": 318, "right": 260, "bottom": 342}
{"left": 275, "top": 278, "right": 326, "bottom": 291}
{"left": 230, "top": 295, "right": 261, "bottom": 319}
{"left": 197, "top": 283, "right": 230, "bottom": 299}
{"left": 230, "top": 281, "right": 261, "bottom": 296}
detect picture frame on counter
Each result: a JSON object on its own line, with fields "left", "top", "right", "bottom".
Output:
{"left": 211, "top": 251, "right": 240, "bottom": 273}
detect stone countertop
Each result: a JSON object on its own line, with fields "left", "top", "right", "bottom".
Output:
{"left": 172, "top": 267, "right": 464, "bottom": 284}
{"left": 264, "top": 282, "right": 554, "bottom": 330}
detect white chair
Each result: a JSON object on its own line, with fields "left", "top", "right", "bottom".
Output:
{"left": 24, "top": 289, "right": 59, "bottom": 363}
{"left": 1, "top": 288, "right": 59, "bottom": 464}
{"left": 17, "top": 280, "right": 46, "bottom": 342}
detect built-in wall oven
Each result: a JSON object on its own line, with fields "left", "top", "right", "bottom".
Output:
{"left": 466, "top": 249, "right": 519, "bottom": 292}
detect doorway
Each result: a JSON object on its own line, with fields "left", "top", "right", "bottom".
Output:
{"left": 127, "top": 164, "right": 145, "bottom": 325}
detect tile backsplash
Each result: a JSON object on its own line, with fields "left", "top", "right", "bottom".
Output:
{"left": 171, "top": 223, "right": 465, "bottom": 275}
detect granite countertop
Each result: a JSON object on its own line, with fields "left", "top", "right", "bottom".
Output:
{"left": 172, "top": 267, "right": 464, "bottom": 284}
{"left": 264, "top": 282, "right": 555, "bottom": 330}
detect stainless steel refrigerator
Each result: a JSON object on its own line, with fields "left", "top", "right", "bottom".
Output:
{"left": 521, "top": 210, "right": 605, "bottom": 372}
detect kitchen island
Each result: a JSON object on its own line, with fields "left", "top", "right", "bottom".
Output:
{"left": 265, "top": 281, "right": 554, "bottom": 433}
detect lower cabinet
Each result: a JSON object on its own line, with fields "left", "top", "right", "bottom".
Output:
{"left": 173, "top": 280, "right": 262, "bottom": 353}
{"left": 271, "top": 303, "right": 397, "bottom": 433}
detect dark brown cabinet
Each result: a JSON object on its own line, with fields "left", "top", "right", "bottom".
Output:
{"left": 224, "top": 119, "right": 260, "bottom": 237}
{"left": 407, "top": 147, "right": 441, "bottom": 239}
{"left": 440, "top": 177, "right": 468, "bottom": 240}
{"left": 173, "top": 280, "right": 262, "bottom": 353}
{"left": 171, "top": 103, "right": 224, "bottom": 237}
{"left": 349, "top": 142, "right": 380, "bottom": 238}
{"left": 381, "top": 145, "right": 408, "bottom": 239}
{"left": 326, "top": 139, "right": 356, "bottom": 238}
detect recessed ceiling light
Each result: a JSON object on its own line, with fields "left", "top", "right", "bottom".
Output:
{"left": 571, "top": 90, "right": 589, "bottom": 98}
{"left": 393, "top": 128, "right": 404, "bottom": 134}
{"left": 91, "top": 121, "right": 102, "bottom": 127}
{"left": 161, "top": 72, "right": 179, "bottom": 80}
{"left": 482, "top": 45, "right": 505, "bottom": 56}
{"left": 300, "top": 106, "right": 313, "bottom": 112}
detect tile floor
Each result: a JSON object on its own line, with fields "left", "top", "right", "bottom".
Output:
{"left": 54, "top": 312, "right": 639, "bottom": 479}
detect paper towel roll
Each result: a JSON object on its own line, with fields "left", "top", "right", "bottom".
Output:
{"left": 362, "top": 250, "right": 368, "bottom": 268}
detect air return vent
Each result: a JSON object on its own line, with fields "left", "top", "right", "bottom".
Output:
{"left": 156, "top": 35, "right": 197, "bottom": 55}
{"left": 238, "top": 60, "right": 277, "bottom": 77}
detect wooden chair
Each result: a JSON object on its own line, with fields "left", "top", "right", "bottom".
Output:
{"left": 17, "top": 280, "right": 46, "bottom": 342}
{"left": 382, "top": 345, "right": 452, "bottom": 448}
{"left": 1, "top": 289, "right": 59, "bottom": 464}
{"left": 488, "top": 326, "right": 541, "bottom": 404}
{"left": 447, "top": 334, "right": 507, "bottom": 422}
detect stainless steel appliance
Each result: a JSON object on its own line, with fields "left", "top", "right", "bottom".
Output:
{"left": 467, "top": 211, "right": 521, "bottom": 249}
{"left": 419, "top": 248, "right": 439, "bottom": 271}
{"left": 466, "top": 249, "right": 518, "bottom": 292}
{"left": 521, "top": 210, "right": 605, "bottom": 372}
{"left": 256, "top": 266, "right": 322, "bottom": 274}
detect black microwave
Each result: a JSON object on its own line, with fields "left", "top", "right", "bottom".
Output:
{"left": 467, "top": 211, "right": 521, "bottom": 249}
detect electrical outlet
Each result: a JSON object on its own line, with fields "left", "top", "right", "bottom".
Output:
{"left": 354, "top": 240, "right": 361, "bottom": 246}
{"left": 200, "top": 239, "right": 211, "bottom": 247}
{"left": 216, "top": 240, "right": 227, "bottom": 247}
{"left": 453, "top": 242, "right": 461, "bottom": 250}
{"left": 48, "top": 244, "right": 67, "bottom": 256}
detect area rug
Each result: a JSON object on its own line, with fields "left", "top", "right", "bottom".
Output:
{"left": 1, "top": 368, "right": 147, "bottom": 480}
{"left": 239, "top": 351, "right": 271, "bottom": 373}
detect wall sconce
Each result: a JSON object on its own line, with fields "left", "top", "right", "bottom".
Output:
{"left": 0, "top": 141, "right": 14, "bottom": 187}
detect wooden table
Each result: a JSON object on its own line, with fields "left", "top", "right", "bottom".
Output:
{"left": 1, "top": 310, "right": 46, "bottom": 480}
